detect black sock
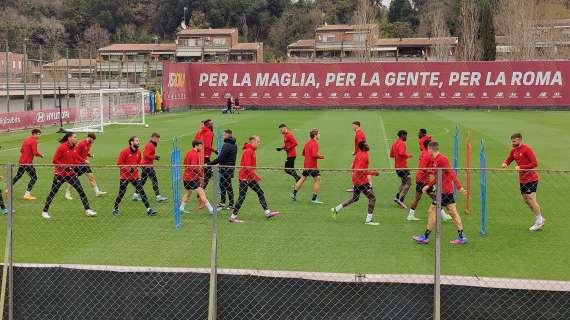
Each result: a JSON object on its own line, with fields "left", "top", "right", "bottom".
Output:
{"left": 400, "top": 196, "right": 405, "bottom": 202}
{"left": 293, "top": 190, "right": 298, "bottom": 195}
{"left": 312, "top": 194, "right": 317, "bottom": 201}
{"left": 424, "top": 229, "right": 432, "bottom": 238}
{"left": 410, "top": 206, "right": 416, "bottom": 211}
{"left": 395, "top": 193, "right": 400, "bottom": 199}
{"left": 458, "top": 230, "right": 464, "bottom": 238}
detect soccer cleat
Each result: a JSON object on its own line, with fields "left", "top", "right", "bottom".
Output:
{"left": 394, "top": 198, "right": 407, "bottom": 209}
{"left": 147, "top": 208, "right": 158, "bottom": 216}
{"left": 41, "top": 211, "right": 51, "bottom": 219}
{"left": 229, "top": 216, "right": 245, "bottom": 223}
{"left": 311, "top": 198, "right": 324, "bottom": 205}
{"left": 64, "top": 192, "right": 73, "bottom": 201}
{"left": 450, "top": 237, "right": 468, "bottom": 245}
{"left": 217, "top": 203, "right": 226, "bottom": 210}
{"left": 95, "top": 191, "right": 107, "bottom": 197}
{"left": 407, "top": 215, "right": 420, "bottom": 221}
{"left": 112, "top": 209, "right": 120, "bottom": 217}
{"left": 290, "top": 193, "right": 297, "bottom": 201}
{"left": 529, "top": 219, "right": 546, "bottom": 231}
{"left": 156, "top": 195, "right": 168, "bottom": 202}
{"left": 85, "top": 209, "right": 97, "bottom": 217}
{"left": 365, "top": 221, "right": 380, "bottom": 226}
{"left": 265, "top": 211, "right": 280, "bottom": 220}
{"left": 346, "top": 188, "right": 354, "bottom": 193}
{"left": 23, "top": 194, "right": 37, "bottom": 201}
{"left": 131, "top": 193, "right": 141, "bottom": 201}
{"left": 412, "top": 235, "right": 430, "bottom": 244}
{"left": 331, "top": 207, "right": 339, "bottom": 219}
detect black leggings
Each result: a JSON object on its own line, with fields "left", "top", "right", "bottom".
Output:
{"left": 140, "top": 167, "right": 160, "bottom": 196}
{"left": 342, "top": 184, "right": 376, "bottom": 214}
{"left": 43, "top": 175, "right": 90, "bottom": 212}
{"left": 284, "top": 157, "right": 300, "bottom": 181}
{"left": 0, "top": 192, "right": 5, "bottom": 210}
{"left": 203, "top": 157, "right": 212, "bottom": 188}
{"left": 233, "top": 181, "right": 268, "bottom": 215}
{"left": 219, "top": 170, "right": 235, "bottom": 206}
{"left": 114, "top": 179, "right": 150, "bottom": 210}
{"left": 12, "top": 165, "right": 38, "bottom": 192}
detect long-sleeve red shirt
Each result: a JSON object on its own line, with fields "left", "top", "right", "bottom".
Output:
{"left": 141, "top": 141, "right": 158, "bottom": 165}
{"left": 390, "top": 139, "right": 412, "bottom": 169}
{"left": 302, "top": 139, "right": 324, "bottom": 169}
{"left": 282, "top": 132, "right": 298, "bottom": 157}
{"left": 75, "top": 140, "right": 92, "bottom": 163}
{"left": 238, "top": 143, "right": 260, "bottom": 181}
{"left": 194, "top": 127, "right": 215, "bottom": 158}
{"left": 117, "top": 147, "right": 142, "bottom": 180}
{"left": 416, "top": 149, "right": 434, "bottom": 184}
{"left": 419, "top": 134, "right": 432, "bottom": 152}
{"left": 52, "top": 142, "right": 81, "bottom": 176}
{"left": 354, "top": 129, "right": 366, "bottom": 154}
{"left": 504, "top": 144, "right": 539, "bottom": 183}
{"left": 428, "top": 153, "right": 462, "bottom": 194}
{"left": 19, "top": 136, "right": 43, "bottom": 164}
{"left": 351, "top": 151, "right": 378, "bottom": 186}
{"left": 183, "top": 149, "right": 203, "bottom": 182}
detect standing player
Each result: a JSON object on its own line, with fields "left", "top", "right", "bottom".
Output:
{"left": 64, "top": 133, "right": 107, "bottom": 200}
{"left": 229, "top": 136, "right": 279, "bottom": 223}
{"left": 292, "top": 129, "right": 325, "bottom": 204}
{"left": 194, "top": 119, "right": 216, "bottom": 189}
{"left": 112, "top": 136, "right": 157, "bottom": 217}
{"left": 276, "top": 124, "right": 300, "bottom": 182}
{"left": 209, "top": 129, "right": 237, "bottom": 210}
{"left": 413, "top": 142, "right": 468, "bottom": 245}
{"left": 418, "top": 128, "right": 431, "bottom": 152}
{"left": 390, "top": 130, "right": 413, "bottom": 209}
{"left": 133, "top": 133, "right": 168, "bottom": 203}
{"left": 12, "top": 128, "right": 43, "bottom": 200}
{"left": 502, "top": 133, "right": 545, "bottom": 231}
{"left": 331, "top": 141, "right": 380, "bottom": 225}
{"left": 353, "top": 121, "right": 366, "bottom": 155}
{"left": 179, "top": 140, "right": 215, "bottom": 214}
{"left": 41, "top": 132, "right": 97, "bottom": 219}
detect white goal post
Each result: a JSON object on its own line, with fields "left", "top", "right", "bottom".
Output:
{"left": 70, "top": 88, "right": 149, "bottom": 132}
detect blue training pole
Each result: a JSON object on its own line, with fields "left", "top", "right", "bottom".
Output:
{"left": 215, "top": 129, "right": 223, "bottom": 195}
{"left": 453, "top": 125, "right": 459, "bottom": 194}
{"left": 480, "top": 139, "right": 487, "bottom": 237}
{"left": 171, "top": 137, "right": 182, "bottom": 228}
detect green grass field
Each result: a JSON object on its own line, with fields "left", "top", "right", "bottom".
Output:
{"left": 0, "top": 109, "right": 569, "bottom": 281}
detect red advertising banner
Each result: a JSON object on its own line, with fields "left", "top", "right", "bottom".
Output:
{"left": 0, "top": 108, "right": 76, "bottom": 132}
{"left": 162, "top": 61, "right": 570, "bottom": 108}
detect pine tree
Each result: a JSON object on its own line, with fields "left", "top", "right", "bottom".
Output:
{"left": 480, "top": 0, "right": 496, "bottom": 61}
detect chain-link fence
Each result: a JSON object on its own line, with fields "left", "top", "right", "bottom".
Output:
{"left": 0, "top": 164, "right": 569, "bottom": 319}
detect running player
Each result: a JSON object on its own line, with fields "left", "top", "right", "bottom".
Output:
{"left": 209, "top": 129, "right": 237, "bottom": 210}
{"left": 179, "top": 140, "right": 215, "bottom": 215}
{"left": 229, "top": 136, "right": 279, "bottom": 223}
{"left": 194, "top": 119, "right": 216, "bottom": 189}
{"left": 331, "top": 141, "right": 380, "bottom": 225}
{"left": 41, "top": 132, "right": 97, "bottom": 219}
{"left": 12, "top": 128, "right": 43, "bottom": 200}
{"left": 418, "top": 128, "right": 431, "bottom": 152}
{"left": 276, "top": 124, "right": 300, "bottom": 182}
{"left": 390, "top": 130, "right": 413, "bottom": 208}
{"left": 292, "top": 128, "right": 325, "bottom": 204}
{"left": 502, "top": 133, "right": 545, "bottom": 231}
{"left": 112, "top": 136, "right": 157, "bottom": 217}
{"left": 133, "top": 132, "right": 168, "bottom": 203}
{"left": 64, "top": 133, "right": 107, "bottom": 200}
{"left": 353, "top": 121, "right": 366, "bottom": 155}
{"left": 413, "top": 141, "right": 468, "bottom": 245}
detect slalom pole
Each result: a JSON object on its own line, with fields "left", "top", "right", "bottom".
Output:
{"left": 480, "top": 139, "right": 487, "bottom": 237}
{"left": 453, "top": 125, "right": 459, "bottom": 195}
{"left": 465, "top": 130, "right": 472, "bottom": 215}
{"left": 171, "top": 137, "right": 181, "bottom": 228}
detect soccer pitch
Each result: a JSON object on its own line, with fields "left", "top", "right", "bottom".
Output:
{"left": 0, "top": 109, "right": 569, "bottom": 281}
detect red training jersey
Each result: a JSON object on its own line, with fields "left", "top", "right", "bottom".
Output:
{"left": 75, "top": 140, "right": 92, "bottom": 163}
{"left": 351, "top": 151, "right": 378, "bottom": 186}
{"left": 238, "top": 143, "right": 260, "bottom": 181}
{"left": 354, "top": 129, "right": 366, "bottom": 154}
{"left": 142, "top": 141, "right": 158, "bottom": 165}
{"left": 282, "top": 132, "right": 298, "bottom": 158}
{"left": 52, "top": 142, "right": 81, "bottom": 176}
{"left": 419, "top": 134, "right": 432, "bottom": 152}
{"left": 302, "top": 139, "right": 323, "bottom": 169}
{"left": 416, "top": 149, "right": 434, "bottom": 184}
{"left": 194, "top": 127, "right": 215, "bottom": 158}
{"left": 183, "top": 149, "right": 203, "bottom": 182}
{"left": 428, "top": 153, "right": 462, "bottom": 194}
{"left": 390, "top": 139, "right": 412, "bottom": 169}
{"left": 19, "top": 136, "right": 42, "bottom": 164}
{"left": 117, "top": 147, "right": 142, "bottom": 180}
{"left": 504, "top": 144, "right": 539, "bottom": 183}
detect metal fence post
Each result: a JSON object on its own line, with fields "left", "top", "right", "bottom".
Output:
{"left": 433, "top": 168, "right": 443, "bottom": 320}
{"left": 65, "top": 48, "right": 70, "bottom": 109}
{"left": 5, "top": 41, "right": 10, "bottom": 112}
{"left": 23, "top": 40, "right": 27, "bottom": 109}
{"left": 53, "top": 46, "right": 57, "bottom": 109}
{"left": 39, "top": 45, "right": 43, "bottom": 110}
{"left": 208, "top": 166, "right": 219, "bottom": 320}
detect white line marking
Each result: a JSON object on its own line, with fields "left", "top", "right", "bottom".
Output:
{"left": 0, "top": 147, "right": 19, "bottom": 153}
{"left": 377, "top": 112, "right": 391, "bottom": 165}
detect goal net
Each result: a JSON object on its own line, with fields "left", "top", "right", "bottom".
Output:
{"left": 70, "top": 88, "right": 148, "bottom": 132}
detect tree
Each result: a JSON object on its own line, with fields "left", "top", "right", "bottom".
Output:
{"left": 431, "top": 8, "right": 451, "bottom": 61}
{"left": 457, "top": 0, "right": 480, "bottom": 61}
{"left": 78, "top": 23, "right": 111, "bottom": 53}
{"left": 352, "top": 0, "right": 380, "bottom": 62}
{"left": 479, "top": 0, "right": 496, "bottom": 61}
{"left": 388, "top": 0, "right": 418, "bottom": 28}
{"left": 189, "top": 10, "right": 209, "bottom": 28}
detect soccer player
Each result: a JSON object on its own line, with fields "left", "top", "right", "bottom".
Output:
{"left": 353, "top": 121, "right": 366, "bottom": 155}
{"left": 276, "top": 124, "right": 300, "bottom": 182}
{"left": 418, "top": 128, "right": 431, "bottom": 152}
{"left": 64, "top": 133, "right": 107, "bottom": 200}
{"left": 12, "top": 128, "right": 43, "bottom": 200}
{"left": 502, "top": 133, "right": 545, "bottom": 231}
{"left": 194, "top": 119, "right": 216, "bottom": 189}
{"left": 112, "top": 136, "right": 157, "bottom": 217}
{"left": 0, "top": 176, "right": 7, "bottom": 214}
{"left": 133, "top": 132, "right": 168, "bottom": 203}
{"left": 209, "top": 129, "right": 237, "bottom": 210}
{"left": 229, "top": 136, "right": 279, "bottom": 223}
{"left": 41, "top": 132, "right": 97, "bottom": 219}
{"left": 413, "top": 141, "right": 468, "bottom": 245}
{"left": 390, "top": 130, "right": 413, "bottom": 209}
{"left": 179, "top": 140, "right": 215, "bottom": 215}
{"left": 292, "top": 128, "right": 325, "bottom": 204}
{"left": 331, "top": 141, "right": 380, "bottom": 225}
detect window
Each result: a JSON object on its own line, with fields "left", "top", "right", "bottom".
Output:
{"left": 354, "top": 33, "right": 367, "bottom": 43}
{"left": 323, "top": 34, "right": 336, "bottom": 42}
{"left": 213, "top": 37, "right": 226, "bottom": 46}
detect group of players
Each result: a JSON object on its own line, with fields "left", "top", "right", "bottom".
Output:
{"left": 2, "top": 119, "right": 545, "bottom": 244}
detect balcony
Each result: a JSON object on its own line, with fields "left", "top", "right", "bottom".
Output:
{"left": 315, "top": 40, "right": 368, "bottom": 50}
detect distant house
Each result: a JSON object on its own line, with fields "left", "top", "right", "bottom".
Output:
{"left": 42, "top": 58, "right": 97, "bottom": 81}
{"left": 0, "top": 52, "right": 27, "bottom": 81}
{"left": 176, "top": 28, "right": 263, "bottom": 63}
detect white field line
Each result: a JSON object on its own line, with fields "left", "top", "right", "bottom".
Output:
{"left": 377, "top": 112, "right": 391, "bottom": 165}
